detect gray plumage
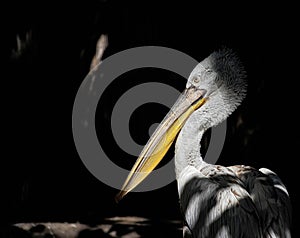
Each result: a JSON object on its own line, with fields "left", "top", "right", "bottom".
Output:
{"left": 175, "top": 49, "right": 291, "bottom": 237}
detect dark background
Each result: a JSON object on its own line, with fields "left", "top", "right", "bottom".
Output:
{"left": 3, "top": 0, "right": 299, "bottom": 236}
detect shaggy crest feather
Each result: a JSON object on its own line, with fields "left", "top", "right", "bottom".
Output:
{"left": 209, "top": 48, "right": 247, "bottom": 110}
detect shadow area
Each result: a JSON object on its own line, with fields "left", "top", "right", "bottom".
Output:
{"left": 3, "top": 169, "right": 291, "bottom": 237}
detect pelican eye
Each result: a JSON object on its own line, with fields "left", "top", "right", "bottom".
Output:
{"left": 193, "top": 77, "right": 200, "bottom": 83}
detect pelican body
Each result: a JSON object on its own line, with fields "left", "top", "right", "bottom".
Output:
{"left": 116, "top": 49, "right": 291, "bottom": 237}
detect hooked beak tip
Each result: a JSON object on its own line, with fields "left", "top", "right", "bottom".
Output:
{"left": 115, "top": 189, "right": 128, "bottom": 203}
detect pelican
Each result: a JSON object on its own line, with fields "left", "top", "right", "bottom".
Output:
{"left": 116, "top": 49, "right": 292, "bottom": 237}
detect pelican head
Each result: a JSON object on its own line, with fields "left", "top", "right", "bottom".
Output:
{"left": 184, "top": 48, "right": 247, "bottom": 130}
{"left": 116, "top": 48, "right": 247, "bottom": 201}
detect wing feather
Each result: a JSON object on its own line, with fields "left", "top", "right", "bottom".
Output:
{"left": 178, "top": 165, "right": 262, "bottom": 238}
{"left": 229, "top": 166, "right": 292, "bottom": 238}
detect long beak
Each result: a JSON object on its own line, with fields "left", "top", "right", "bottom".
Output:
{"left": 116, "top": 86, "right": 207, "bottom": 202}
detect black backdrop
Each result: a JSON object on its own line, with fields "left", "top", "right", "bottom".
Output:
{"left": 4, "top": 0, "right": 299, "bottom": 236}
